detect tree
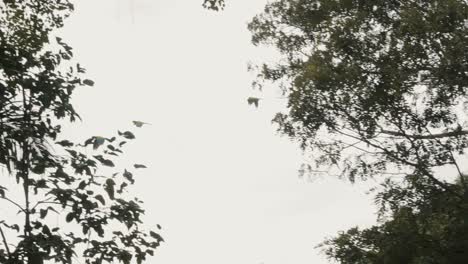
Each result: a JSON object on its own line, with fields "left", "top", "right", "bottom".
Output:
{"left": 0, "top": 1, "right": 162, "bottom": 264}
{"left": 320, "top": 175, "right": 468, "bottom": 264}
{"left": 248, "top": 0, "right": 468, "bottom": 202}
{"left": 248, "top": 0, "right": 468, "bottom": 261}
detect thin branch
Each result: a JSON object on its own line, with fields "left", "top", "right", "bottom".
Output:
{"left": 0, "top": 226, "right": 11, "bottom": 257}
{"left": 31, "top": 197, "right": 53, "bottom": 210}
{"left": 32, "top": 200, "right": 71, "bottom": 210}
{"left": 339, "top": 140, "right": 384, "bottom": 155}
{"left": 424, "top": 127, "right": 467, "bottom": 191}
{"left": 0, "top": 197, "right": 25, "bottom": 213}
{"left": 333, "top": 128, "right": 463, "bottom": 199}
{"left": 381, "top": 129, "right": 468, "bottom": 140}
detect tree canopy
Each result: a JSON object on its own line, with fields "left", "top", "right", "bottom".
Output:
{"left": 249, "top": 0, "right": 468, "bottom": 262}
{"left": 0, "top": 1, "right": 162, "bottom": 264}
{"left": 320, "top": 175, "right": 468, "bottom": 263}
{"left": 249, "top": 0, "right": 468, "bottom": 192}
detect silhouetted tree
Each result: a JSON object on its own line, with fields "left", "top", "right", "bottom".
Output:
{"left": 248, "top": 0, "right": 468, "bottom": 262}
{"left": 0, "top": 1, "right": 162, "bottom": 263}
{"left": 321, "top": 175, "right": 468, "bottom": 263}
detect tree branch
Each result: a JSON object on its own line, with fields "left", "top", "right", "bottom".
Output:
{"left": 424, "top": 127, "right": 467, "bottom": 191}
{"left": 381, "top": 129, "right": 468, "bottom": 140}
{"left": 334, "top": 128, "right": 463, "bottom": 199}
{"left": 0, "top": 197, "right": 25, "bottom": 213}
{"left": 32, "top": 200, "right": 71, "bottom": 210}
{"left": 0, "top": 226, "right": 11, "bottom": 257}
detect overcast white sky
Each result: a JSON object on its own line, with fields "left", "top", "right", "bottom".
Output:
{"left": 60, "top": 1, "right": 377, "bottom": 263}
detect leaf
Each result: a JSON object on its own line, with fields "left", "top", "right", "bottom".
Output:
{"left": 84, "top": 137, "right": 94, "bottom": 147}
{"left": 47, "top": 206, "right": 58, "bottom": 214}
{"left": 77, "top": 63, "right": 86, "bottom": 73}
{"left": 40, "top": 209, "right": 48, "bottom": 219}
{"left": 56, "top": 140, "right": 74, "bottom": 147}
{"left": 31, "top": 163, "right": 46, "bottom": 174}
{"left": 107, "top": 145, "right": 116, "bottom": 151}
{"left": 66, "top": 213, "right": 74, "bottom": 223}
{"left": 117, "top": 182, "right": 128, "bottom": 194}
{"left": 42, "top": 225, "right": 51, "bottom": 235}
{"left": 95, "top": 194, "right": 106, "bottom": 205}
{"left": 94, "top": 155, "right": 115, "bottom": 167}
{"left": 0, "top": 186, "right": 6, "bottom": 198}
{"left": 123, "top": 170, "right": 135, "bottom": 184}
{"left": 134, "top": 164, "right": 147, "bottom": 169}
{"left": 105, "top": 179, "right": 116, "bottom": 200}
{"left": 157, "top": 224, "right": 162, "bottom": 230}
{"left": 78, "top": 180, "right": 87, "bottom": 189}
{"left": 247, "top": 97, "right": 260, "bottom": 108}
{"left": 149, "top": 231, "right": 164, "bottom": 242}
{"left": 10, "top": 224, "right": 19, "bottom": 232}
{"left": 93, "top": 136, "right": 106, "bottom": 150}
{"left": 83, "top": 79, "right": 94, "bottom": 86}
{"left": 133, "top": 121, "right": 150, "bottom": 128}
{"left": 121, "top": 131, "right": 135, "bottom": 140}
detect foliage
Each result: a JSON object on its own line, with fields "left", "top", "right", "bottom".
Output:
{"left": 248, "top": 0, "right": 468, "bottom": 262}
{"left": 320, "top": 175, "right": 468, "bottom": 264}
{"left": 203, "top": 0, "right": 225, "bottom": 11}
{"left": 0, "top": 1, "right": 162, "bottom": 264}
{"left": 249, "top": 0, "right": 468, "bottom": 193}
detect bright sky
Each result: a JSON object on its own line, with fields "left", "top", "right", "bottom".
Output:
{"left": 60, "top": 1, "right": 377, "bottom": 263}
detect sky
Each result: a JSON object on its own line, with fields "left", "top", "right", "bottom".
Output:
{"left": 58, "top": 1, "right": 377, "bottom": 263}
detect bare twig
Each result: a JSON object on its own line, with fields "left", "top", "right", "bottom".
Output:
{"left": 0, "top": 225, "right": 11, "bottom": 257}
{"left": 0, "top": 197, "right": 25, "bottom": 213}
